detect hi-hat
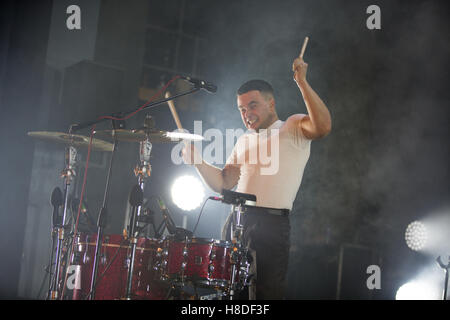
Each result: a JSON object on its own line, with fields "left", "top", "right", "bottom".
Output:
{"left": 28, "top": 131, "right": 114, "bottom": 152}
{"left": 93, "top": 129, "right": 204, "bottom": 143}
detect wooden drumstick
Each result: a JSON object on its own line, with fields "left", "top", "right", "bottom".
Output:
{"left": 165, "top": 91, "right": 184, "bottom": 130}
{"left": 299, "top": 36, "right": 309, "bottom": 59}
{"left": 165, "top": 92, "right": 197, "bottom": 164}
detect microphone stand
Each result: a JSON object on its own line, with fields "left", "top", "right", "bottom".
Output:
{"left": 70, "top": 87, "right": 201, "bottom": 133}
{"left": 88, "top": 120, "right": 119, "bottom": 300}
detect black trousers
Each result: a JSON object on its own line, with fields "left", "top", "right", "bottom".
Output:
{"left": 222, "top": 207, "right": 290, "bottom": 300}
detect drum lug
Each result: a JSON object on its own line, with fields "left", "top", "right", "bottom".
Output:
{"left": 100, "top": 253, "right": 108, "bottom": 265}
{"left": 194, "top": 256, "right": 203, "bottom": 265}
{"left": 83, "top": 252, "right": 90, "bottom": 264}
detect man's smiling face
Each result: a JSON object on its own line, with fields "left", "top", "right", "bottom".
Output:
{"left": 237, "top": 90, "right": 277, "bottom": 132}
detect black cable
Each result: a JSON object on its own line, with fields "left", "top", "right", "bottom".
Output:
{"left": 192, "top": 197, "right": 211, "bottom": 236}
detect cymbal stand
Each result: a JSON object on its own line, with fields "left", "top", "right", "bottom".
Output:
{"left": 125, "top": 125, "right": 152, "bottom": 299}
{"left": 228, "top": 200, "right": 247, "bottom": 300}
{"left": 48, "top": 145, "right": 77, "bottom": 300}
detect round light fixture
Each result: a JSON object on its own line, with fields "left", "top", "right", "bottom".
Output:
{"left": 171, "top": 175, "right": 205, "bottom": 211}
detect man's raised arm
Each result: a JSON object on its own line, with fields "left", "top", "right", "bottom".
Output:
{"left": 292, "top": 57, "right": 332, "bottom": 140}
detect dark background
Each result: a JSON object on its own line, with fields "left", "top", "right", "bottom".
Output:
{"left": 0, "top": 0, "right": 448, "bottom": 300}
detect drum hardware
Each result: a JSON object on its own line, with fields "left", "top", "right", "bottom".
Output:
{"left": 84, "top": 122, "right": 202, "bottom": 299}
{"left": 27, "top": 130, "right": 114, "bottom": 299}
{"left": 47, "top": 145, "right": 78, "bottom": 300}
{"left": 56, "top": 146, "right": 80, "bottom": 300}
{"left": 124, "top": 114, "right": 187, "bottom": 299}
{"left": 209, "top": 189, "right": 256, "bottom": 300}
{"left": 199, "top": 291, "right": 226, "bottom": 300}
{"left": 123, "top": 115, "right": 158, "bottom": 299}
{"left": 135, "top": 207, "right": 157, "bottom": 235}
{"left": 30, "top": 76, "right": 213, "bottom": 300}
{"left": 65, "top": 77, "right": 204, "bottom": 298}
{"left": 124, "top": 184, "right": 144, "bottom": 299}
{"left": 70, "top": 233, "right": 84, "bottom": 300}
{"left": 47, "top": 187, "right": 63, "bottom": 299}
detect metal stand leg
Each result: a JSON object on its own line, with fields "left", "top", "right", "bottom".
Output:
{"left": 228, "top": 202, "right": 246, "bottom": 300}
{"left": 125, "top": 184, "right": 144, "bottom": 299}
{"left": 89, "top": 126, "right": 118, "bottom": 300}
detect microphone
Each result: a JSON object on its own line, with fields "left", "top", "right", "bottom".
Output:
{"left": 71, "top": 197, "right": 96, "bottom": 232}
{"left": 129, "top": 185, "right": 144, "bottom": 207}
{"left": 180, "top": 76, "right": 217, "bottom": 93}
{"left": 51, "top": 187, "right": 63, "bottom": 227}
{"left": 157, "top": 198, "right": 177, "bottom": 235}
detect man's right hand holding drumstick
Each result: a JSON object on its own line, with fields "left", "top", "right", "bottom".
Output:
{"left": 290, "top": 36, "right": 332, "bottom": 140}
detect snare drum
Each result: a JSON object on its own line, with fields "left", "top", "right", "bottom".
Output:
{"left": 70, "top": 233, "right": 167, "bottom": 300}
{"left": 156, "top": 237, "right": 233, "bottom": 289}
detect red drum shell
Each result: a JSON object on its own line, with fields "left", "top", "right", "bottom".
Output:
{"left": 157, "top": 237, "right": 233, "bottom": 289}
{"left": 71, "top": 234, "right": 167, "bottom": 300}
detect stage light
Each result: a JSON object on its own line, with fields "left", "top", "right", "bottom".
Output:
{"left": 171, "top": 175, "right": 205, "bottom": 211}
{"left": 405, "top": 221, "right": 428, "bottom": 251}
{"left": 395, "top": 281, "right": 440, "bottom": 300}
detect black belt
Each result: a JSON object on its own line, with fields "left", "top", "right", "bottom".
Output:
{"left": 243, "top": 205, "right": 290, "bottom": 217}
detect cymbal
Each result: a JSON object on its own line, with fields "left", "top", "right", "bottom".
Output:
{"left": 28, "top": 131, "right": 114, "bottom": 152}
{"left": 93, "top": 129, "right": 204, "bottom": 143}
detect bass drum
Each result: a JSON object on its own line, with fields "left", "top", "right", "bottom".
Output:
{"left": 70, "top": 233, "right": 169, "bottom": 300}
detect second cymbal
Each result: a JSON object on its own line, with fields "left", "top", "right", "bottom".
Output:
{"left": 28, "top": 131, "right": 114, "bottom": 152}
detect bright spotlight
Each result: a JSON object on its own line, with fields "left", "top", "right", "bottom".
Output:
{"left": 395, "top": 281, "right": 440, "bottom": 300}
{"left": 405, "top": 221, "right": 428, "bottom": 251}
{"left": 171, "top": 175, "right": 205, "bottom": 211}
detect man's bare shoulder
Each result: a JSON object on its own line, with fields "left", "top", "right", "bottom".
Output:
{"left": 282, "top": 114, "right": 308, "bottom": 131}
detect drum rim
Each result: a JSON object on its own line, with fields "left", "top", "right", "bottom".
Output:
{"left": 164, "top": 274, "right": 231, "bottom": 289}
{"left": 164, "top": 236, "right": 232, "bottom": 247}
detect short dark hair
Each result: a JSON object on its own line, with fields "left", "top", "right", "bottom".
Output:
{"left": 237, "top": 79, "right": 274, "bottom": 98}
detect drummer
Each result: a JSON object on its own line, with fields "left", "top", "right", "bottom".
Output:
{"left": 182, "top": 56, "right": 331, "bottom": 299}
